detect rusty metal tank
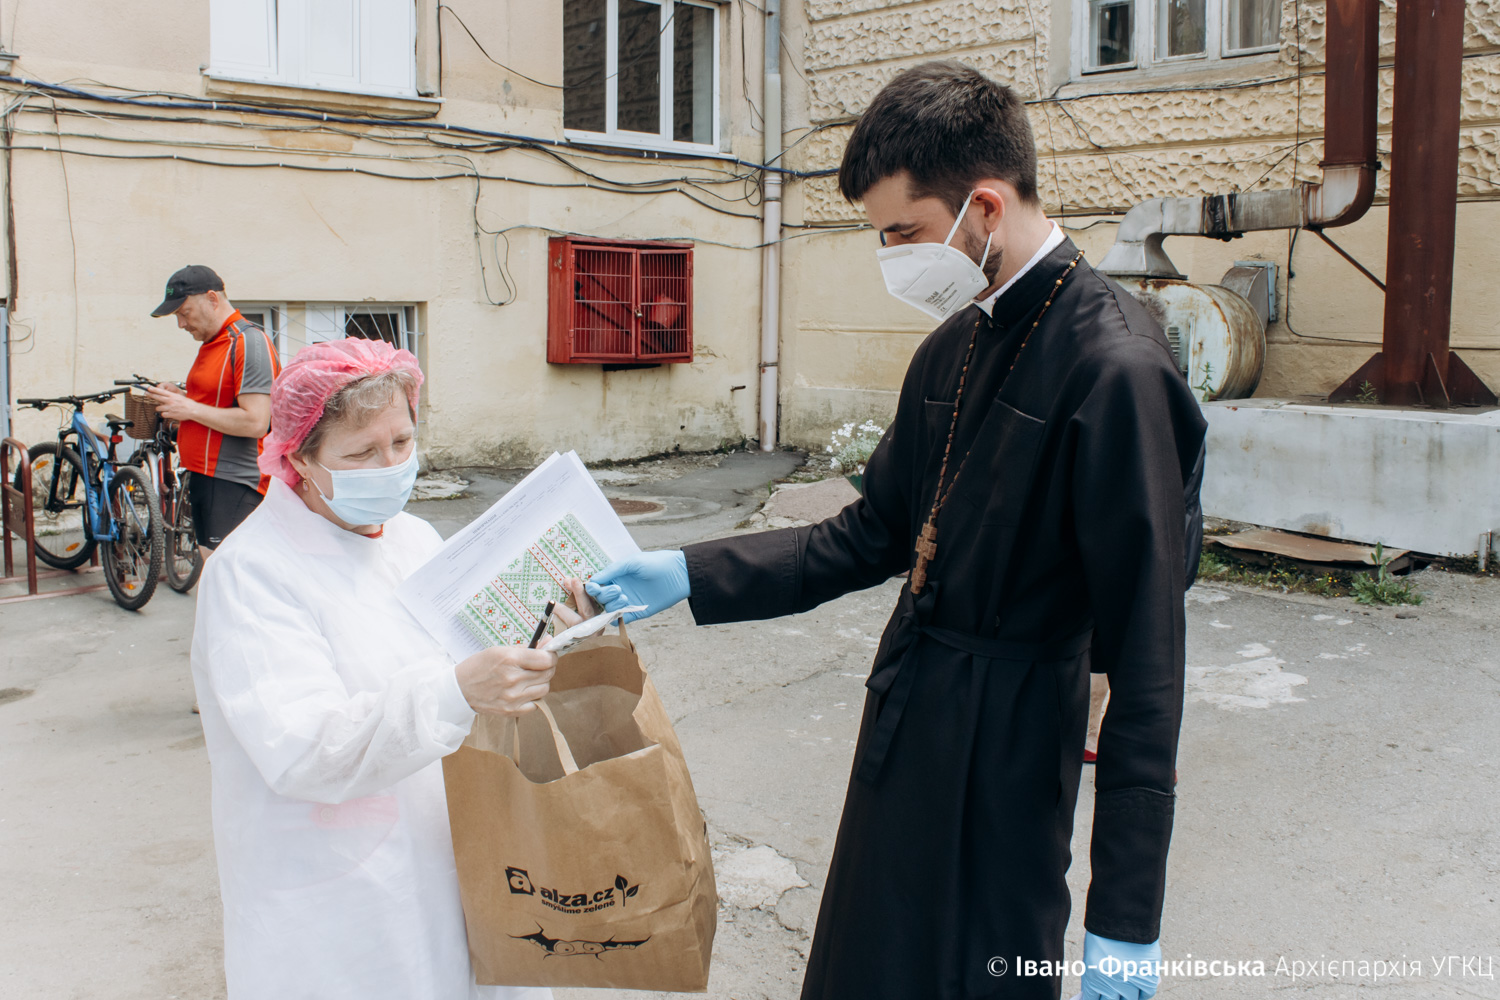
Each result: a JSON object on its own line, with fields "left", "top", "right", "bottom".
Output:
{"left": 1116, "top": 277, "right": 1266, "bottom": 402}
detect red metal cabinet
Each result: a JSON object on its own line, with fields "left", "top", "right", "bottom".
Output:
{"left": 547, "top": 237, "right": 694, "bottom": 365}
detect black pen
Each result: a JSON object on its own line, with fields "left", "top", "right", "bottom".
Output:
{"left": 528, "top": 601, "right": 556, "bottom": 649}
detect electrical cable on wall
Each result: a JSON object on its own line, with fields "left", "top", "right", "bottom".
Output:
{"left": 2, "top": 138, "right": 857, "bottom": 237}
{"left": 0, "top": 75, "right": 864, "bottom": 320}
{"left": 0, "top": 75, "right": 838, "bottom": 178}
{"left": 737, "top": 0, "right": 766, "bottom": 129}
{"left": 437, "top": 5, "right": 565, "bottom": 89}
{"left": 47, "top": 101, "right": 82, "bottom": 390}
{"left": 3, "top": 81, "right": 868, "bottom": 229}
{"left": 11, "top": 37, "right": 1500, "bottom": 325}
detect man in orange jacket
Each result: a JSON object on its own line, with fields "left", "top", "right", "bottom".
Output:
{"left": 146, "top": 265, "right": 280, "bottom": 559}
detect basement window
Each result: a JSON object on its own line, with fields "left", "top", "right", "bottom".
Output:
{"left": 239, "top": 303, "right": 423, "bottom": 363}
{"left": 235, "top": 304, "right": 289, "bottom": 355}
{"left": 305, "top": 304, "right": 423, "bottom": 356}
{"left": 563, "top": 0, "right": 721, "bottom": 153}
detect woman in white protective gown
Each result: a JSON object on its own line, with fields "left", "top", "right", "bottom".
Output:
{"left": 191, "top": 338, "right": 587, "bottom": 999}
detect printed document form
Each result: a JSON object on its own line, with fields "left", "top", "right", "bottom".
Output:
{"left": 397, "top": 452, "right": 640, "bottom": 661}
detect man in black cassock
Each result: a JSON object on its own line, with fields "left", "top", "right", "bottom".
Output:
{"left": 589, "top": 61, "right": 1206, "bottom": 1000}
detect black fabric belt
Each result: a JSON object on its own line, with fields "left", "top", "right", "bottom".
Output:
{"left": 855, "top": 585, "right": 1093, "bottom": 786}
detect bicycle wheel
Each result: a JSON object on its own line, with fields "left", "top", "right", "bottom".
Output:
{"left": 101, "top": 465, "right": 163, "bottom": 610}
{"left": 164, "top": 471, "right": 203, "bottom": 592}
{"left": 15, "top": 442, "right": 96, "bottom": 570}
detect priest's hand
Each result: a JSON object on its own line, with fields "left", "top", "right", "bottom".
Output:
{"left": 1077, "top": 932, "right": 1161, "bottom": 1000}
{"left": 455, "top": 646, "right": 557, "bottom": 716}
{"left": 586, "top": 551, "right": 690, "bottom": 623}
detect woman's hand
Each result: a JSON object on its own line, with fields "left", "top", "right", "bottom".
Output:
{"left": 551, "top": 576, "right": 600, "bottom": 630}
{"left": 455, "top": 646, "right": 557, "bottom": 715}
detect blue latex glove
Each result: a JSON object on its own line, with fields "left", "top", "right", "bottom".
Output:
{"left": 1079, "top": 932, "right": 1161, "bottom": 1000}
{"left": 585, "top": 550, "right": 690, "bottom": 624}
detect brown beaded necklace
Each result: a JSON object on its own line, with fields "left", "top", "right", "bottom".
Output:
{"left": 910, "top": 249, "right": 1085, "bottom": 595}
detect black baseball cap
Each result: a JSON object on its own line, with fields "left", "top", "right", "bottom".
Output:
{"left": 151, "top": 265, "right": 225, "bottom": 317}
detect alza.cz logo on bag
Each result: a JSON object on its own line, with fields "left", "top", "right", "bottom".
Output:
{"left": 507, "top": 867, "right": 641, "bottom": 914}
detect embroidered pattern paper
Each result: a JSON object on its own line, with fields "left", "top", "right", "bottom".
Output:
{"left": 459, "top": 513, "right": 612, "bottom": 647}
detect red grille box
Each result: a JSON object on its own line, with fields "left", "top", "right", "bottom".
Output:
{"left": 548, "top": 237, "right": 694, "bottom": 364}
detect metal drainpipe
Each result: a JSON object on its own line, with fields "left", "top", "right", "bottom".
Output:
{"left": 758, "top": 0, "right": 782, "bottom": 452}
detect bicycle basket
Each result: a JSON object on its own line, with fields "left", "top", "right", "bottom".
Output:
{"left": 123, "top": 392, "right": 160, "bottom": 439}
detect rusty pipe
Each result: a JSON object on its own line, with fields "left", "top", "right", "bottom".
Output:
{"left": 1098, "top": 0, "right": 1378, "bottom": 278}
{"left": 1320, "top": 0, "right": 1380, "bottom": 173}
{"left": 1098, "top": 191, "right": 1302, "bottom": 277}
{"left": 1304, "top": 164, "right": 1377, "bottom": 228}
{"left": 1378, "top": 0, "right": 1468, "bottom": 404}
{"left": 1307, "top": 0, "right": 1380, "bottom": 227}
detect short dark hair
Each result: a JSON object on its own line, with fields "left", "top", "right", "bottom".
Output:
{"left": 838, "top": 61, "right": 1039, "bottom": 214}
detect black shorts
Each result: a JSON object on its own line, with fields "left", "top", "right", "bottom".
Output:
{"left": 188, "top": 473, "right": 263, "bottom": 549}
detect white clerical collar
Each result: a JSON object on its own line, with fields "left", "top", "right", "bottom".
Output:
{"left": 974, "top": 222, "right": 1066, "bottom": 317}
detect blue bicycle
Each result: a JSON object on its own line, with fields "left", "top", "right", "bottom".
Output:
{"left": 14, "top": 388, "right": 165, "bottom": 610}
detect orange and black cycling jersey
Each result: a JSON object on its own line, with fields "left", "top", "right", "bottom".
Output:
{"left": 179, "top": 311, "right": 280, "bottom": 493}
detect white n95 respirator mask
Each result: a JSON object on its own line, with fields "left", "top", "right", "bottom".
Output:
{"left": 875, "top": 189, "right": 994, "bottom": 321}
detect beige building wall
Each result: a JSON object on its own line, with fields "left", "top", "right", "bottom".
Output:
{"left": 7, "top": 1, "right": 1497, "bottom": 465}
{"left": 777, "top": 0, "right": 1500, "bottom": 451}
{"left": 1, "top": 0, "right": 776, "bottom": 466}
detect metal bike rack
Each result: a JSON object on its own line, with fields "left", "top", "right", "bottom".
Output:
{"left": 0, "top": 436, "right": 109, "bottom": 605}
{"left": 1, "top": 437, "right": 38, "bottom": 596}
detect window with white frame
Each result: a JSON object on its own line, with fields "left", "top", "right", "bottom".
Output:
{"left": 235, "top": 304, "right": 288, "bottom": 354}
{"left": 239, "top": 303, "right": 422, "bottom": 363}
{"left": 305, "top": 304, "right": 423, "bottom": 356}
{"left": 1079, "top": 0, "right": 1279, "bottom": 74}
{"left": 209, "top": 0, "right": 417, "bottom": 98}
{"left": 563, "top": 0, "right": 720, "bottom": 152}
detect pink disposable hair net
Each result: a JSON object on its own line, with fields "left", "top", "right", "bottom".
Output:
{"left": 258, "top": 338, "right": 424, "bottom": 488}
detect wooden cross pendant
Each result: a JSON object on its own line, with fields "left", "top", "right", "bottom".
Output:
{"left": 911, "top": 518, "right": 939, "bottom": 594}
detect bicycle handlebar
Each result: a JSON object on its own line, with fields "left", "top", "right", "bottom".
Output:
{"left": 15, "top": 387, "right": 128, "bottom": 409}
{"left": 113, "top": 374, "right": 180, "bottom": 389}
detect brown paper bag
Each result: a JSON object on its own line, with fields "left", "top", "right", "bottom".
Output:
{"left": 443, "top": 625, "right": 717, "bottom": 991}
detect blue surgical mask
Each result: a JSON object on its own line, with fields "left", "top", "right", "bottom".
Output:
{"left": 310, "top": 449, "right": 419, "bottom": 526}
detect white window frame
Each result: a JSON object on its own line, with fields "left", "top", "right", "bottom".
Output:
{"left": 1083, "top": 0, "right": 1141, "bottom": 72}
{"left": 563, "top": 0, "right": 723, "bottom": 156}
{"left": 302, "top": 303, "right": 423, "bottom": 356}
{"left": 209, "top": 0, "right": 418, "bottom": 99}
{"left": 1155, "top": 0, "right": 1216, "bottom": 66}
{"left": 235, "top": 303, "right": 291, "bottom": 361}
{"left": 249, "top": 303, "right": 422, "bottom": 364}
{"left": 1074, "top": 0, "right": 1280, "bottom": 78}
{"left": 1221, "top": 0, "right": 1282, "bottom": 56}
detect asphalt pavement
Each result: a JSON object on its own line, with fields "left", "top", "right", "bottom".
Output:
{"left": 2, "top": 450, "right": 1497, "bottom": 999}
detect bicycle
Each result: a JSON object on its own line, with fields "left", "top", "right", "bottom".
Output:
{"left": 113, "top": 375, "right": 204, "bottom": 592}
{"left": 14, "top": 389, "right": 165, "bottom": 610}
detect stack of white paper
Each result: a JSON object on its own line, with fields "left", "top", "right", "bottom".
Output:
{"left": 397, "top": 452, "right": 641, "bottom": 661}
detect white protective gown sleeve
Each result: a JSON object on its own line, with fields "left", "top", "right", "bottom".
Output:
{"left": 201, "top": 566, "right": 473, "bottom": 804}
{"left": 191, "top": 478, "right": 551, "bottom": 1000}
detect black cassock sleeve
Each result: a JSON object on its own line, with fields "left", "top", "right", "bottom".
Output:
{"left": 682, "top": 359, "right": 921, "bottom": 624}
{"left": 1072, "top": 336, "right": 1206, "bottom": 944}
